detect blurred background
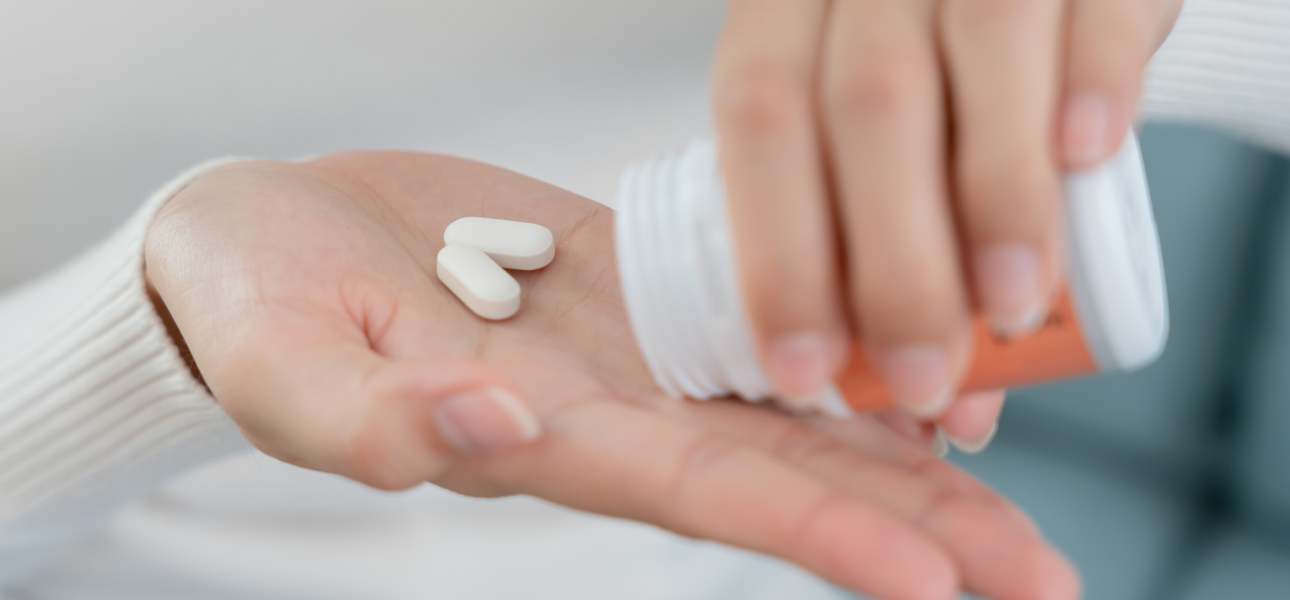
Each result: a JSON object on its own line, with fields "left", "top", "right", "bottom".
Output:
{"left": 2, "top": 1, "right": 1288, "bottom": 599}
{"left": 956, "top": 125, "right": 1290, "bottom": 600}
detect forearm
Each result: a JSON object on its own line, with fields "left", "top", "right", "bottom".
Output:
{"left": 1144, "top": 0, "right": 1290, "bottom": 153}
{"left": 0, "top": 159, "right": 249, "bottom": 587}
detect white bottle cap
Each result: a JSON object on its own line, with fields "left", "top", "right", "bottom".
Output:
{"left": 1065, "top": 131, "right": 1169, "bottom": 371}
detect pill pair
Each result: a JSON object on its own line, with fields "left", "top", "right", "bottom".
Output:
{"left": 437, "top": 217, "right": 556, "bottom": 320}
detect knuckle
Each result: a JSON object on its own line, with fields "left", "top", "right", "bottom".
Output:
{"left": 742, "top": 244, "right": 834, "bottom": 321}
{"left": 743, "top": 264, "right": 841, "bottom": 335}
{"left": 339, "top": 420, "right": 423, "bottom": 492}
{"left": 730, "top": 208, "right": 840, "bottom": 332}
{"left": 716, "top": 57, "right": 811, "bottom": 139}
{"left": 957, "top": 153, "right": 1060, "bottom": 219}
{"left": 823, "top": 50, "right": 933, "bottom": 122}
{"left": 856, "top": 258, "right": 964, "bottom": 338}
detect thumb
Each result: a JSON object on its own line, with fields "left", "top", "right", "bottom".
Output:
{"left": 213, "top": 333, "right": 542, "bottom": 491}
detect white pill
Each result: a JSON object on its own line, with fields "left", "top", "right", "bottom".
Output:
{"left": 444, "top": 217, "right": 555, "bottom": 270}
{"left": 437, "top": 244, "right": 521, "bottom": 320}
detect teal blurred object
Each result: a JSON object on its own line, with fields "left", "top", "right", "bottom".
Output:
{"left": 848, "top": 123, "right": 1290, "bottom": 600}
{"left": 958, "top": 124, "right": 1290, "bottom": 600}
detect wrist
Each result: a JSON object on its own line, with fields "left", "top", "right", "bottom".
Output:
{"left": 145, "top": 275, "right": 206, "bottom": 389}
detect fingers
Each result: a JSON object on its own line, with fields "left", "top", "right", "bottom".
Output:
{"left": 820, "top": 0, "right": 972, "bottom": 418}
{"left": 938, "top": 390, "right": 1006, "bottom": 454}
{"left": 939, "top": 0, "right": 1066, "bottom": 340}
{"left": 864, "top": 389, "right": 1004, "bottom": 457}
{"left": 714, "top": 0, "right": 851, "bottom": 405}
{"left": 452, "top": 399, "right": 960, "bottom": 600}
{"left": 1061, "top": 0, "right": 1181, "bottom": 169}
{"left": 872, "top": 410, "right": 941, "bottom": 452}
{"left": 208, "top": 314, "right": 540, "bottom": 491}
{"left": 686, "top": 401, "right": 1079, "bottom": 600}
{"left": 821, "top": 388, "right": 1003, "bottom": 458}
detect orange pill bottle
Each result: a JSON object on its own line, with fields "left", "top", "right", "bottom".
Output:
{"left": 615, "top": 133, "right": 1168, "bottom": 416}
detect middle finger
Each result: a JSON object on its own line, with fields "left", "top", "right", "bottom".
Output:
{"left": 820, "top": 0, "right": 972, "bottom": 419}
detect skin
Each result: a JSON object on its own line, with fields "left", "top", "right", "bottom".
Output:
{"left": 713, "top": 0, "right": 1185, "bottom": 447}
{"left": 145, "top": 152, "right": 1079, "bottom": 600}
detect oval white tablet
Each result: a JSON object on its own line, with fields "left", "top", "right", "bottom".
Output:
{"left": 437, "top": 244, "right": 521, "bottom": 320}
{"left": 444, "top": 217, "right": 555, "bottom": 270}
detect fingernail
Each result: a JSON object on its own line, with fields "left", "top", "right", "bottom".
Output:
{"left": 767, "top": 333, "right": 834, "bottom": 408}
{"left": 433, "top": 387, "right": 541, "bottom": 454}
{"left": 947, "top": 423, "right": 998, "bottom": 455}
{"left": 976, "top": 243, "right": 1045, "bottom": 338}
{"left": 1063, "top": 93, "right": 1110, "bottom": 169}
{"left": 872, "top": 344, "right": 955, "bottom": 419}
{"left": 931, "top": 427, "right": 949, "bottom": 458}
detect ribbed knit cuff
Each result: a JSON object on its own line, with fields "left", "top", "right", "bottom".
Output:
{"left": 1144, "top": 0, "right": 1290, "bottom": 154}
{"left": 0, "top": 158, "right": 251, "bottom": 585}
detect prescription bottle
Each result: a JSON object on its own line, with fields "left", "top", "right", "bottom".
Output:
{"left": 615, "top": 133, "right": 1168, "bottom": 416}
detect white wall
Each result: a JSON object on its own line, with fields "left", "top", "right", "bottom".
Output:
{"left": 0, "top": 0, "right": 723, "bottom": 288}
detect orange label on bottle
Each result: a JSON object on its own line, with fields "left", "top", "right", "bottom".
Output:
{"left": 835, "top": 288, "right": 1098, "bottom": 412}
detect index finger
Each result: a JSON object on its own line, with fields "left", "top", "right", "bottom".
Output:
{"left": 714, "top": 0, "right": 851, "bottom": 407}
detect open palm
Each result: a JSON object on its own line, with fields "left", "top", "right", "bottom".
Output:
{"left": 145, "top": 152, "right": 1077, "bottom": 600}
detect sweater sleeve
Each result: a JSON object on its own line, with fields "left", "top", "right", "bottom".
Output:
{"left": 0, "top": 159, "right": 251, "bottom": 587}
{"left": 1143, "top": 0, "right": 1290, "bottom": 154}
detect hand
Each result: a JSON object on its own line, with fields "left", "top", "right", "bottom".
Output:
{"left": 712, "top": 0, "right": 1183, "bottom": 446}
{"left": 146, "top": 152, "right": 1078, "bottom": 600}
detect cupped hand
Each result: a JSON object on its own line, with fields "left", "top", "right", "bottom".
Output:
{"left": 713, "top": 0, "right": 1183, "bottom": 448}
{"left": 145, "top": 152, "right": 1078, "bottom": 600}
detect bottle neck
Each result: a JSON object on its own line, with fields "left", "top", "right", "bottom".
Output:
{"left": 615, "top": 139, "right": 775, "bottom": 402}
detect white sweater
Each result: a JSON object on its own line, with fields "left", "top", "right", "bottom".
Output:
{"left": 1, "top": 1, "right": 1288, "bottom": 598}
